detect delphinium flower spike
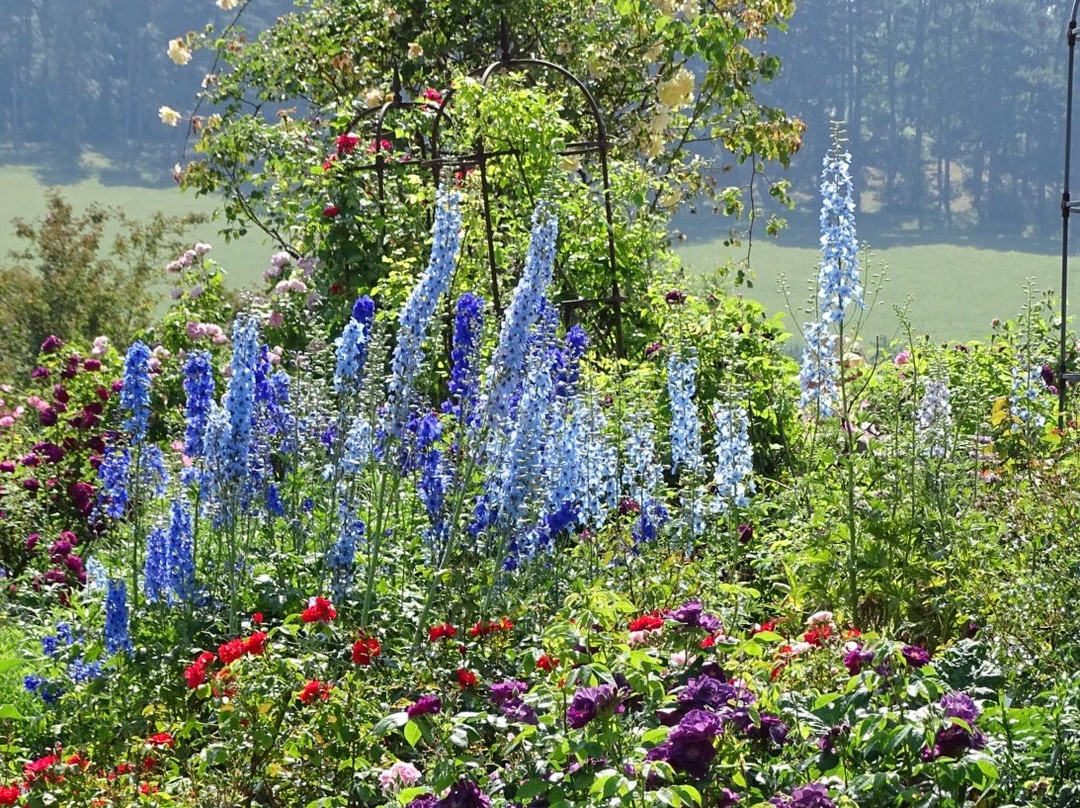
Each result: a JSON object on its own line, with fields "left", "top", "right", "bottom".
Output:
{"left": 817, "top": 123, "right": 863, "bottom": 325}
{"left": 120, "top": 341, "right": 154, "bottom": 445}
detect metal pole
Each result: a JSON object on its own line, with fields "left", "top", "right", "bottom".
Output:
{"left": 1059, "top": 1, "right": 1080, "bottom": 428}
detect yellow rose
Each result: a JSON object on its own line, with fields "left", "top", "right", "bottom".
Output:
{"left": 658, "top": 68, "right": 694, "bottom": 108}
{"left": 167, "top": 38, "right": 192, "bottom": 66}
{"left": 159, "top": 106, "right": 182, "bottom": 127}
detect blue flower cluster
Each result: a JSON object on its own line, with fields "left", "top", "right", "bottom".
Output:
{"left": 183, "top": 350, "right": 216, "bottom": 458}
{"left": 667, "top": 350, "right": 704, "bottom": 475}
{"left": 327, "top": 511, "right": 364, "bottom": 600}
{"left": 916, "top": 378, "right": 952, "bottom": 458}
{"left": 1009, "top": 364, "right": 1047, "bottom": 433}
{"left": 104, "top": 578, "right": 133, "bottom": 656}
{"left": 486, "top": 203, "right": 558, "bottom": 425}
{"left": 445, "top": 293, "right": 485, "bottom": 419}
{"left": 798, "top": 320, "right": 838, "bottom": 417}
{"left": 334, "top": 319, "right": 370, "bottom": 395}
{"left": 711, "top": 402, "right": 754, "bottom": 512}
{"left": 388, "top": 188, "right": 463, "bottom": 432}
{"left": 120, "top": 340, "right": 154, "bottom": 444}
{"left": 222, "top": 315, "right": 260, "bottom": 481}
{"left": 144, "top": 499, "right": 195, "bottom": 604}
{"left": 817, "top": 128, "right": 863, "bottom": 325}
{"left": 97, "top": 446, "right": 131, "bottom": 519}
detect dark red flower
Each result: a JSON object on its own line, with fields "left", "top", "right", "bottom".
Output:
{"left": 244, "top": 631, "right": 267, "bottom": 656}
{"left": 322, "top": 204, "right": 340, "bottom": 218}
{"left": 352, "top": 636, "right": 381, "bottom": 665}
{"left": 629, "top": 611, "right": 664, "bottom": 633}
{"left": 252, "top": 612, "right": 264, "bottom": 624}
{"left": 146, "top": 732, "right": 174, "bottom": 748}
{"left": 336, "top": 132, "right": 360, "bottom": 155}
{"left": 537, "top": 654, "right": 559, "bottom": 672}
{"left": 298, "top": 680, "right": 332, "bottom": 704}
{"left": 456, "top": 668, "right": 478, "bottom": 689}
{"left": 429, "top": 623, "right": 457, "bottom": 642}
{"left": 301, "top": 596, "right": 337, "bottom": 623}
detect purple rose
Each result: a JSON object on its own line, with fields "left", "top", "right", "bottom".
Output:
{"left": 566, "top": 684, "right": 623, "bottom": 729}
{"left": 40, "top": 335, "right": 63, "bottom": 353}
{"left": 647, "top": 709, "right": 723, "bottom": 779}
{"left": 437, "top": 778, "right": 490, "bottom": 808}
{"left": 770, "top": 783, "right": 836, "bottom": 808}
{"left": 489, "top": 680, "right": 527, "bottom": 705}
{"left": 843, "top": 644, "right": 874, "bottom": 676}
{"left": 725, "top": 707, "right": 789, "bottom": 748}
{"left": 921, "top": 724, "right": 986, "bottom": 761}
{"left": 406, "top": 695, "right": 442, "bottom": 718}
{"left": 666, "top": 599, "right": 723, "bottom": 633}
{"left": 901, "top": 645, "right": 931, "bottom": 668}
{"left": 31, "top": 366, "right": 51, "bottom": 379}
{"left": 941, "top": 692, "right": 980, "bottom": 725}
{"left": 407, "top": 797, "right": 438, "bottom": 808}
{"left": 499, "top": 697, "right": 539, "bottom": 725}
{"left": 678, "top": 676, "right": 736, "bottom": 712}
{"left": 0, "top": 461, "right": 14, "bottom": 473}
{"left": 737, "top": 523, "right": 753, "bottom": 544}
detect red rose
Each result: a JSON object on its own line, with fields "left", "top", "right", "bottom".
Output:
{"left": 252, "top": 612, "right": 264, "bottom": 625}
{"left": 352, "top": 637, "right": 381, "bottom": 665}
{"left": 146, "top": 732, "right": 174, "bottom": 748}
{"left": 629, "top": 611, "right": 664, "bottom": 633}
{"left": 322, "top": 204, "right": 340, "bottom": 218}
{"left": 298, "top": 680, "right": 332, "bottom": 704}
{"left": 244, "top": 631, "right": 267, "bottom": 656}
{"left": 536, "top": 654, "right": 559, "bottom": 672}
{"left": 301, "top": 596, "right": 337, "bottom": 623}
{"left": 428, "top": 623, "right": 457, "bottom": 642}
{"left": 455, "top": 668, "right": 478, "bottom": 689}
{"left": 218, "top": 637, "right": 246, "bottom": 665}
{"left": 0, "top": 785, "right": 19, "bottom": 804}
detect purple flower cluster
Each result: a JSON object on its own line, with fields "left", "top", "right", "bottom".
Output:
{"left": 646, "top": 708, "right": 722, "bottom": 778}
{"left": 490, "top": 680, "right": 537, "bottom": 725}
{"left": 922, "top": 692, "right": 985, "bottom": 761}
{"left": 406, "top": 694, "right": 442, "bottom": 719}
{"left": 770, "top": 783, "right": 836, "bottom": 808}
{"left": 406, "top": 778, "right": 490, "bottom": 808}
{"left": 566, "top": 683, "right": 624, "bottom": 729}
{"left": 666, "top": 599, "right": 722, "bottom": 633}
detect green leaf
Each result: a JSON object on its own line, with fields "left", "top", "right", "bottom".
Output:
{"left": 0, "top": 660, "right": 23, "bottom": 675}
{"left": 0, "top": 705, "right": 23, "bottom": 720}
{"left": 404, "top": 719, "right": 422, "bottom": 748}
{"left": 372, "top": 712, "right": 408, "bottom": 737}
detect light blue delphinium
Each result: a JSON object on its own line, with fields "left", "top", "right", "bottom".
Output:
{"left": 798, "top": 320, "right": 838, "bottom": 417}
{"left": 916, "top": 378, "right": 952, "bottom": 458}
{"left": 817, "top": 125, "right": 864, "bottom": 325}
{"left": 576, "top": 398, "right": 618, "bottom": 530}
{"left": 104, "top": 579, "right": 133, "bottom": 656}
{"left": 183, "top": 350, "right": 216, "bottom": 459}
{"left": 621, "top": 410, "right": 663, "bottom": 506}
{"left": 667, "top": 350, "right": 705, "bottom": 476}
{"left": 120, "top": 341, "right": 154, "bottom": 445}
{"left": 340, "top": 415, "right": 373, "bottom": 475}
{"left": 485, "top": 203, "right": 558, "bottom": 425}
{"left": 326, "top": 511, "right": 364, "bottom": 600}
{"left": 1009, "top": 365, "right": 1047, "bottom": 433}
{"left": 138, "top": 444, "right": 170, "bottom": 498}
{"left": 388, "top": 187, "right": 463, "bottom": 433}
{"left": 710, "top": 401, "right": 755, "bottom": 512}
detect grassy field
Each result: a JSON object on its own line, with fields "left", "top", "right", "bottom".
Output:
{"left": 677, "top": 238, "right": 1062, "bottom": 346}
{"left": 0, "top": 162, "right": 270, "bottom": 288}
{"left": 0, "top": 161, "right": 1066, "bottom": 345}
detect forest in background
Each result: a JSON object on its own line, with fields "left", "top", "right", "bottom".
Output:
{"left": 0, "top": 0, "right": 1070, "bottom": 241}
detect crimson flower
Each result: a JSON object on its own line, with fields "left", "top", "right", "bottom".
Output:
{"left": 0, "top": 785, "right": 19, "bottom": 805}
{"left": 298, "top": 680, "right": 332, "bottom": 704}
{"left": 301, "top": 596, "right": 337, "bottom": 623}
{"left": 536, "top": 654, "right": 559, "bottom": 672}
{"left": 429, "top": 623, "right": 457, "bottom": 642}
{"left": 146, "top": 733, "right": 174, "bottom": 748}
{"left": 456, "top": 668, "right": 478, "bottom": 689}
{"left": 322, "top": 204, "right": 340, "bottom": 218}
{"left": 629, "top": 611, "right": 664, "bottom": 632}
{"left": 352, "top": 637, "right": 381, "bottom": 665}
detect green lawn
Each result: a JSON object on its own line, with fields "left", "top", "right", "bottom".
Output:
{"left": 0, "top": 160, "right": 1066, "bottom": 345}
{"left": 677, "top": 238, "right": 1062, "bottom": 345}
{"left": 0, "top": 162, "right": 270, "bottom": 288}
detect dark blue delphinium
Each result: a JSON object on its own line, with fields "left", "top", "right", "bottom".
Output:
{"left": 167, "top": 498, "right": 195, "bottom": 600}
{"left": 143, "top": 525, "right": 171, "bottom": 604}
{"left": 222, "top": 315, "right": 260, "bottom": 481}
{"left": 444, "top": 292, "right": 485, "bottom": 419}
{"left": 104, "top": 578, "right": 133, "bottom": 656}
{"left": 97, "top": 446, "right": 131, "bottom": 519}
{"left": 120, "top": 341, "right": 154, "bottom": 444}
{"left": 183, "top": 350, "right": 216, "bottom": 458}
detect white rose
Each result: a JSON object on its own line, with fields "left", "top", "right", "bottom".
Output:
{"left": 658, "top": 67, "right": 695, "bottom": 108}
{"left": 365, "top": 88, "right": 385, "bottom": 108}
{"left": 159, "top": 106, "right": 182, "bottom": 127}
{"left": 167, "top": 38, "right": 192, "bottom": 66}
{"left": 407, "top": 41, "right": 424, "bottom": 59}
{"left": 217, "top": 0, "right": 240, "bottom": 10}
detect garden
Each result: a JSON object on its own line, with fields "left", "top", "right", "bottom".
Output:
{"left": 2, "top": 2, "right": 1080, "bottom": 808}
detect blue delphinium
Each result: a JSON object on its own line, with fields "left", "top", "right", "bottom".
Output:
{"left": 388, "top": 187, "right": 463, "bottom": 432}
{"left": 183, "top": 351, "right": 216, "bottom": 458}
{"left": 711, "top": 402, "right": 754, "bottom": 512}
{"left": 143, "top": 525, "right": 171, "bottom": 604}
{"left": 104, "top": 579, "right": 133, "bottom": 656}
{"left": 222, "top": 315, "right": 260, "bottom": 481}
{"left": 486, "top": 203, "right": 558, "bottom": 425}
{"left": 120, "top": 341, "right": 154, "bottom": 444}
{"left": 341, "top": 415, "right": 373, "bottom": 475}
{"left": 1009, "top": 365, "right": 1047, "bottom": 433}
{"left": 168, "top": 499, "right": 195, "bottom": 600}
{"left": 555, "top": 325, "right": 589, "bottom": 401}
{"left": 68, "top": 656, "right": 104, "bottom": 684}
{"left": 576, "top": 398, "right": 618, "bottom": 529}
{"left": 327, "top": 511, "right": 364, "bottom": 600}
{"left": 668, "top": 350, "right": 705, "bottom": 475}
{"left": 622, "top": 411, "right": 663, "bottom": 505}
{"left": 97, "top": 446, "right": 131, "bottom": 519}
{"left": 817, "top": 126, "right": 863, "bottom": 325}
{"left": 798, "top": 320, "right": 838, "bottom": 417}
{"left": 916, "top": 378, "right": 952, "bottom": 458}
{"left": 139, "top": 444, "right": 170, "bottom": 497}
{"left": 444, "top": 293, "right": 485, "bottom": 419}
{"left": 333, "top": 319, "right": 369, "bottom": 395}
